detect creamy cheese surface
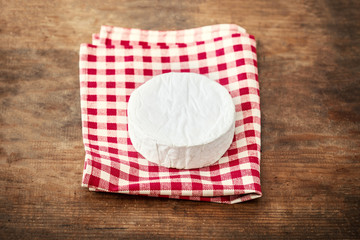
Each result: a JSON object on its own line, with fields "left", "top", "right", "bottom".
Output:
{"left": 127, "top": 72, "right": 235, "bottom": 169}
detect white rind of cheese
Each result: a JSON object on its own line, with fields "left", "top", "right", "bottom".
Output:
{"left": 127, "top": 72, "right": 235, "bottom": 169}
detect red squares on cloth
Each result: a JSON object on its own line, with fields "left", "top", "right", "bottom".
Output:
{"left": 108, "top": 147, "right": 118, "bottom": 155}
{"left": 177, "top": 43, "right": 187, "bottom": 47}
{"left": 217, "top": 63, "right": 227, "bottom": 71}
{"left": 143, "top": 69, "right": 153, "bottom": 76}
{"left": 106, "top": 82, "right": 116, "bottom": 88}
{"left": 110, "top": 167, "right": 120, "bottom": 178}
{"left": 236, "top": 59, "right": 245, "bottom": 66}
{"left": 107, "top": 109, "right": 117, "bottom": 116}
{"left": 79, "top": 24, "right": 261, "bottom": 204}
{"left": 105, "top": 39, "right": 112, "bottom": 46}
{"left": 241, "top": 102, "right": 252, "bottom": 111}
{"left": 143, "top": 56, "right": 152, "bottom": 62}
{"left": 129, "top": 174, "right": 139, "bottom": 182}
{"left": 88, "top": 134, "right": 98, "bottom": 141}
{"left": 158, "top": 43, "right": 169, "bottom": 49}
{"left": 243, "top": 116, "right": 254, "bottom": 124}
{"left": 245, "top": 130, "right": 256, "bottom": 137}
{"left": 106, "top": 56, "right": 115, "bottom": 62}
{"left": 237, "top": 73, "right": 247, "bottom": 81}
{"left": 120, "top": 40, "right": 130, "bottom": 46}
{"left": 106, "top": 69, "right": 115, "bottom": 75}
{"left": 124, "top": 56, "right": 134, "bottom": 61}
{"left": 198, "top": 52, "right": 207, "bottom": 60}
{"left": 150, "top": 182, "right": 161, "bottom": 190}
{"left": 230, "top": 170, "right": 242, "bottom": 179}
{"left": 125, "top": 68, "right": 135, "bottom": 75}
{"left": 233, "top": 44, "right": 243, "bottom": 52}
{"left": 87, "top": 55, "right": 97, "bottom": 62}
{"left": 128, "top": 151, "right": 138, "bottom": 158}
{"left": 161, "top": 56, "right": 170, "bottom": 63}
{"left": 89, "top": 175, "right": 100, "bottom": 187}
{"left": 87, "top": 82, "right": 97, "bottom": 88}
{"left": 87, "top": 69, "right": 97, "bottom": 75}
{"left": 87, "top": 95, "right": 97, "bottom": 101}
{"left": 107, "top": 123, "right": 117, "bottom": 130}
{"left": 192, "top": 182, "right": 204, "bottom": 191}
{"left": 227, "top": 148, "right": 238, "bottom": 157}
{"left": 171, "top": 182, "right": 182, "bottom": 190}
{"left": 107, "top": 137, "right": 117, "bottom": 143}
{"left": 199, "top": 67, "right": 209, "bottom": 74}
{"left": 179, "top": 55, "right": 189, "bottom": 62}
{"left": 125, "top": 82, "right": 136, "bottom": 88}
{"left": 106, "top": 95, "right": 116, "bottom": 102}
{"left": 87, "top": 108, "right": 97, "bottom": 115}
{"left": 219, "top": 78, "right": 229, "bottom": 85}
{"left": 239, "top": 88, "right": 249, "bottom": 95}
{"left": 87, "top": 121, "right": 97, "bottom": 129}
{"left": 216, "top": 48, "right": 225, "bottom": 56}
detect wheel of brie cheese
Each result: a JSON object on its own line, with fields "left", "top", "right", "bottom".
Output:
{"left": 127, "top": 72, "right": 235, "bottom": 169}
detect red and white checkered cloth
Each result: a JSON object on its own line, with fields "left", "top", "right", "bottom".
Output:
{"left": 80, "top": 24, "right": 261, "bottom": 204}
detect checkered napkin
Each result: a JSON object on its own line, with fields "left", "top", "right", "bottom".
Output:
{"left": 80, "top": 24, "right": 262, "bottom": 204}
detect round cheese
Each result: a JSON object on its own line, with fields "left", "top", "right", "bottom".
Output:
{"left": 127, "top": 72, "right": 235, "bottom": 169}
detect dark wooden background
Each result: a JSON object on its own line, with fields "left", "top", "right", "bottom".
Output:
{"left": 1, "top": 0, "right": 359, "bottom": 239}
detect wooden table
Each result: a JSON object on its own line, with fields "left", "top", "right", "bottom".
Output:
{"left": 1, "top": 0, "right": 359, "bottom": 239}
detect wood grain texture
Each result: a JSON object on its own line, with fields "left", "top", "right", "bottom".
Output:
{"left": 0, "top": 0, "right": 359, "bottom": 239}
